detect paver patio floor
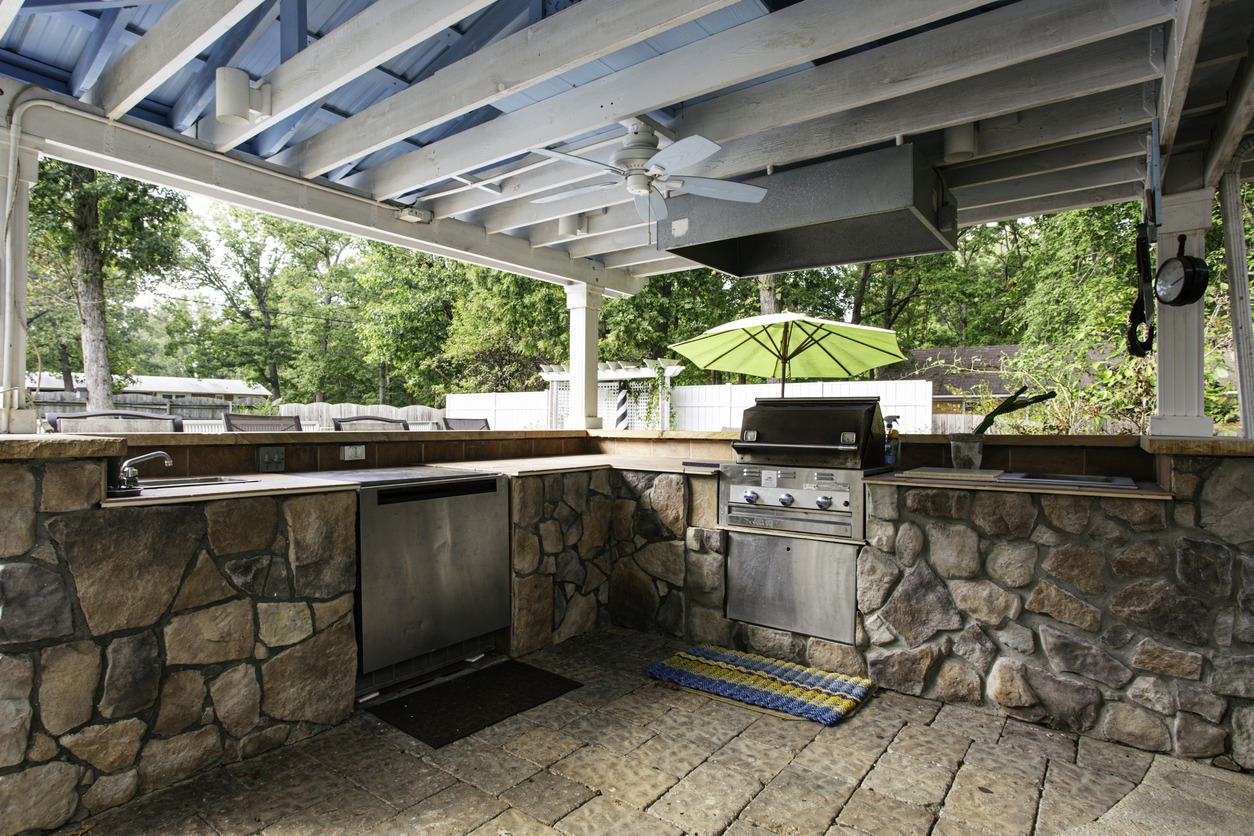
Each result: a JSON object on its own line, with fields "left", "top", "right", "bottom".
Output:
{"left": 57, "top": 627, "right": 1254, "bottom": 835}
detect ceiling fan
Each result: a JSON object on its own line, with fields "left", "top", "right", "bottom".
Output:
{"left": 531, "top": 122, "right": 767, "bottom": 222}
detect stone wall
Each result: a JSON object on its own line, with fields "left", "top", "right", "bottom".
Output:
{"left": 0, "top": 459, "right": 358, "bottom": 834}
{"left": 854, "top": 455, "right": 1253, "bottom": 769}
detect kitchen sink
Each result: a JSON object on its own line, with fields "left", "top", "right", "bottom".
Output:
{"left": 999, "top": 472, "right": 1136, "bottom": 489}
{"left": 140, "top": 476, "right": 257, "bottom": 488}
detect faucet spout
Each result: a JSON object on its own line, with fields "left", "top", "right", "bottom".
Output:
{"left": 119, "top": 451, "right": 173, "bottom": 488}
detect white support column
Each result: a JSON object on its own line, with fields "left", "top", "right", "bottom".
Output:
{"left": 0, "top": 136, "right": 37, "bottom": 434}
{"left": 565, "top": 283, "right": 603, "bottom": 429}
{"left": 1150, "top": 189, "right": 1214, "bottom": 437}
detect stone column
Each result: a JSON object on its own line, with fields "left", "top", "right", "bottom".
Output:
{"left": 1150, "top": 189, "right": 1214, "bottom": 437}
{"left": 565, "top": 283, "right": 603, "bottom": 429}
{"left": 0, "top": 134, "right": 36, "bottom": 434}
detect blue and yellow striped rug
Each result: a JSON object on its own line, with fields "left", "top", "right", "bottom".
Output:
{"left": 647, "top": 645, "right": 874, "bottom": 725}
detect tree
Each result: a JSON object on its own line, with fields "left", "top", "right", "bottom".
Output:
{"left": 28, "top": 160, "right": 186, "bottom": 407}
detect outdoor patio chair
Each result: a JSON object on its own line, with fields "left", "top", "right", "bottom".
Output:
{"left": 442, "top": 417, "right": 490, "bottom": 430}
{"left": 47, "top": 410, "right": 184, "bottom": 433}
{"left": 331, "top": 415, "right": 410, "bottom": 431}
{"left": 222, "top": 413, "right": 302, "bottom": 432}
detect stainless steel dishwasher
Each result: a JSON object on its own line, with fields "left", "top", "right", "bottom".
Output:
{"left": 316, "top": 467, "right": 510, "bottom": 679}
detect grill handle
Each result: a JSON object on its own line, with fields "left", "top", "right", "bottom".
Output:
{"left": 732, "top": 441, "right": 860, "bottom": 452}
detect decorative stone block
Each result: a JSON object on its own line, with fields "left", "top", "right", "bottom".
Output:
{"left": 1176, "top": 537, "right": 1234, "bottom": 598}
{"left": 173, "top": 552, "right": 236, "bottom": 611}
{"left": 1101, "top": 624, "right": 1135, "bottom": 649}
{"left": 206, "top": 497, "right": 278, "bottom": 555}
{"left": 866, "top": 484, "right": 899, "bottom": 521}
{"left": 100, "top": 632, "right": 162, "bottom": 719}
{"left": 1100, "top": 703, "right": 1169, "bottom": 752}
{"left": 41, "top": 460, "right": 103, "bottom": 512}
{"left": 877, "top": 563, "right": 961, "bottom": 647}
{"left": 1210, "top": 655, "right": 1254, "bottom": 698}
{"left": 1173, "top": 714, "right": 1227, "bottom": 758}
{"left": 1176, "top": 684, "right": 1227, "bottom": 723}
{"left": 952, "top": 624, "right": 997, "bottom": 672}
{"left": 154, "top": 669, "right": 206, "bottom": 735}
{"left": 745, "top": 625, "right": 796, "bottom": 661}
{"left": 1126, "top": 677, "right": 1175, "bottom": 715}
{"left": 702, "top": 528, "right": 726, "bottom": 555}
{"left": 856, "top": 549, "right": 900, "bottom": 612}
{"left": 686, "top": 604, "right": 732, "bottom": 647}
{"left": 636, "top": 541, "right": 684, "bottom": 586}
{"left": 555, "top": 592, "right": 598, "bottom": 643}
{"left": 1130, "top": 638, "right": 1202, "bottom": 680}
{"left": 563, "top": 471, "right": 590, "bottom": 513}
{"left": 970, "top": 491, "right": 1036, "bottom": 538}
{"left": 60, "top": 717, "right": 146, "bottom": 772}
{"left": 49, "top": 505, "right": 204, "bottom": 635}
{"left": 994, "top": 622, "right": 1034, "bottom": 655}
{"left": 311, "top": 593, "right": 353, "bottom": 631}
{"left": 0, "top": 655, "right": 33, "bottom": 768}
{"left": 0, "top": 463, "right": 35, "bottom": 558}
{"left": 1112, "top": 541, "right": 1168, "bottom": 577}
{"left": 806, "top": 638, "right": 867, "bottom": 677}
{"left": 513, "top": 477, "right": 543, "bottom": 529}
{"left": 1099, "top": 498, "right": 1166, "bottom": 532}
{"left": 1231, "top": 706, "right": 1254, "bottom": 770}
{"left": 38, "top": 642, "right": 99, "bottom": 737}
{"left": 926, "top": 658, "right": 982, "bottom": 704}
{"left": 164, "top": 599, "right": 255, "bottom": 665}
{"left": 1039, "top": 626, "right": 1131, "bottom": 687}
{"left": 690, "top": 475, "right": 719, "bottom": 529}
{"left": 1110, "top": 581, "right": 1210, "bottom": 646}
{"left": 651, "top": 474, "right": 687, "bottom": 538}
{"left": 1089, "top": 517, "right": 1130, "bottom": 549}
{"left": 609, "top": 559, "right": 658, "bottom": 632}
{"left": 988, "top": 658, "right": 1036, "bottom": 709}
{"left": 1025, "top": 581, "right": 1101, "bottom": 632}
{"left": 578, "top": 494, "right": 613, "bottom": 558}
{"left": 511, "top": 574, "right": 553, "bottom": 656}
{"left": 686, "top": 551, "right": 724, "bottom": 607}
{"left": 1040, "top": 494, "right": 1091, "bottom": 534}
{"left": 0, "top": 563, "right": 73, "bottom": 645}
{"left": 866, "top": 519, "right": 896, "bottom": 553}
{"left": 282, "top": 491, "right": 356, "bottom": 599}
{"left": 0, "top": 761, "right": 82, "bottom": 834}
{"left": 895, "top": 521, "right": 924, "bottom": 564}
{"left": 949, "top": 580, "right": 1021, "bottom": 628}
{"left": 1030, "top": 525, "right": 1063, "bottom": 545}
{"left": 986, "top": 542, "right": 1037, "bottom": 588}
{"left": 867, "top": 645, "right": 941, "bottom": 696}
{"left": 905, "top": 488, "right": 968, "bottom": 519}
{"left": 138, "top": 726, "right": 222, "bottom": 790}
{"left": 83, "top": 769, "right": 139, "bottom": 814}
{"left": 260, "top": 618, "right": 355, "bottom": 725}
{"left": 210, "top": 664, "right": 261, "bottom": 738}
{"left": 1022, "top": 663, "right": 1101, "bottom": 732}
{"left": 1042, "top": 544, "right": 1106, "bottom": 595}
{"left": 926, "top": 521, "right": 980, "bottom": 579}
{"left": 1198, "top": 458, "right": 1254, "bottom": 544}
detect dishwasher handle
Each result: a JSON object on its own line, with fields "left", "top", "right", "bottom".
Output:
{"left": 373, "top": 477, "right": 499, "bottom": 505}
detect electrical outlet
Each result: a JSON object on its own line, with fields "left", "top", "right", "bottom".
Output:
{"left": 258, "top": 446, "right": 286, "bottom": 472}
{"left": 340, "top": 444, "right": 365, "bottom": 461}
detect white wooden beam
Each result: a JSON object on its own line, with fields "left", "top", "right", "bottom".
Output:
{"left": 0, "top": 0, "right": 22, "bottom": 39}
{"left": 1159, "top": 0, "right": 1210, "bottom": 159}
{"left": 93, "top": 0, "right": 270, "bottom": 120}
{"left": 630, "top": 257, "right": 704, "bottom": 278}
{"left": 1203, "top": 40, "right": 1254, "bottom": 187}
{"left": 601, "top": 246, "right": 672, "bottom": 270}
{"left": 953, "top": 158, "right": 1147, "bottom": 209}
{"left": 454, "top": 0, "right": 1167, "bottom": 224}
{"left": 274, "top": 0, "right": 740, "bottom": 178}
{"left": 530, "top": 204, "right": 645, "bottom": 248}
{"left": 198, "top": 0, "right": 497, "bottom": 151}
{"left": 942, "top": 132, "right": 1148, "bottom": 189}
{"left": 564, "top": 226, "right": 652, "bottom": 259}
{"left": 957, "top": 183, "right": 1142, "bottom": 226}
{"left": 15, "top": 95, "right": 642, "bottom": 295}
{"left": 355, "top": 0, "right": 993, "bottom": 199}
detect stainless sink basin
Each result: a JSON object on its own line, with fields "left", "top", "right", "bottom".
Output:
{"left": 999, "top": 472, "right": 1136, "bottom": 489}
{"left": 140, "top": 476, "right": 257, "bottom": 488}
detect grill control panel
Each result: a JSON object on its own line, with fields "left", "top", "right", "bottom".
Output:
{"left": 718, "top": 464, "right": 866, "bottom": 540}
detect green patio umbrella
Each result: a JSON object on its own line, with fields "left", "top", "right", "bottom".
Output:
{"left": 668, "top": 312, "right": 907, "bottom": 396}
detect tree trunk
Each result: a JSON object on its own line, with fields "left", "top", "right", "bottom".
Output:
{"left": 378, "top": 362, "right": 387, "bottom": 405}
{"left": 850, "top": 263, "right": 871, "bottom": 324}
{"left": 265, "top": 361, "right": 280, "bottom": 400}
{"left": 70, "top": 165, "right": 113, "bottom": 410}
{"left": 758, "top": 274, "right": 779, "bottom": 315}
{"left": 57, "top": 342, "right": 75, "bottom": 392}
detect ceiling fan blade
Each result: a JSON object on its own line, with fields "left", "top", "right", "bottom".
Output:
{"left": 646, "top": 135, "right": 720, "bottom": 175}
{"left": 532, "top": 147, "right": 623, "bottom": 175}
{"left": 633, "top": 190, "right": 668, "bottom": 222}
{"left": 531, "top": 181, "right": 620, "bottom": 204}
{"left": 673, "top": 176, "right": 768, "bottom": 203}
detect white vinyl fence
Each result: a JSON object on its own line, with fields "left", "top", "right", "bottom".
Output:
{"left": 447, "top": 380, "right": 932, "bottom": 433}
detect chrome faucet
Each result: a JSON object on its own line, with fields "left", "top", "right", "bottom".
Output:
{"left": 119, "top": 451, "right": 173, "bottom": 488}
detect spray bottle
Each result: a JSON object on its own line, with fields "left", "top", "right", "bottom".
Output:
{"left": 884, "top": 415, "right": 901, "bottom": 467}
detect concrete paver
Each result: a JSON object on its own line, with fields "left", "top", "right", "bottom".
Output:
{"left": 57, "top": 626, "right": 1254, "bottom": 835}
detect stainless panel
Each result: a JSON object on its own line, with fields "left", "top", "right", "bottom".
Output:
{"left": 357, "top": 474, "right": 509, "bottom": 673}
{"left": 658, "top": 145, "right": 957, "bottom": 277}
{"left": 726, "top": 531, "right": 857, "bottom": 644}
{"left": 719, "top": 463, "right": 865, "bottom": 540}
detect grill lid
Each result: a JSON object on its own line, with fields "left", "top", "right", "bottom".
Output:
{"left": 734, "top": 397, "right": 886, "bottom": 469}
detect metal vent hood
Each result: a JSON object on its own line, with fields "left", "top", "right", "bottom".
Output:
{"left": 657, "top": 144, "right": 957, "bottom": 277}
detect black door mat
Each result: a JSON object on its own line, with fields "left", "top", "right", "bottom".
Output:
{"left": 366, "top": 659, "right": 582, "bottom": 748}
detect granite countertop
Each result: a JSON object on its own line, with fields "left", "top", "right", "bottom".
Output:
{"left": 866, "top": 469, "right": 1172, "bottom": 500}
{"left": 430, "top": 454, "right": 724, "bottom": 477}
{"left": 100, "top": 472, "right": 358, "bottom": 506}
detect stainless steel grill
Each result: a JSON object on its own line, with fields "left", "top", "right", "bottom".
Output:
{"left": 717, "top": 397, "right": 888, "bottom": 645}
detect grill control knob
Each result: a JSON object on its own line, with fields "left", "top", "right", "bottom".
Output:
{"left": 742, "top": 490, "right": 759, "bottom": 503}
{"left": 815, "top": 495, "right": 833, "bottom": 510}
{"left": 778, "top": 493, "right": 795, "bottom": 506}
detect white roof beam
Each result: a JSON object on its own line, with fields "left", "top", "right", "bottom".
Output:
{"left": 564, "top": 226, "right": 653, "bottom": 259}
{"left": 93, "top": 0, "right": 271, "bottom": 120}
{"left": 19, "top": 94, "right": 641, "bottom": 295}
{"left": 953, "top": 157, "right": 1147, "bottom": 209}
{"left": 630, "top": 257, "right": 704, "bottom": 278}
{"left": 197, "top": 0, "right": 498, "bottom": 151}
{"left": 1159, "top": 0, "right": 1210, "bottom": 160}
{"left": 1203, "top": 40, "right": 1254, "bottom": 187}
{"left": 601, "top": 247, "right": 673, "bottom": 270}
{"left": 274, "top": 0, "right": 741, "bottom": 178}
{"left": 466, "top": 0, "right": 1167, "bottom": 227}
{"left": 356, "top": 0, "right": 994, "bottom": 199}
{"left": 942, "top": 132, "right": 1148, "bottom": 189}
{"left": 0, "top": 1, "right": 22, "bottom": 39}
{"left": 959, "top": 183, "right": 1143, "bottom": 226}
{"left": 530, "top": 204, "right": 645, "bottom": 248}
